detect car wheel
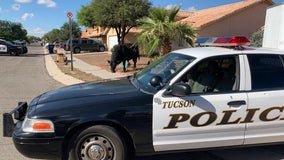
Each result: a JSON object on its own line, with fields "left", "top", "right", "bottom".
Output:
{"left": 74, "top": 48, "right": 81, "bottom": 53}
{"left": 68, "top": 125, "right": 128, "bottom": 160}
{"left": 9, "top": 50, "right": 19, "bottom": 56}
{"left": 99, "top": 46, "right": 105, "bottom": 52}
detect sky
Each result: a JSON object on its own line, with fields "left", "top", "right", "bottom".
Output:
{"left": 0, "top": 0, "right": 283, "bottom": 38}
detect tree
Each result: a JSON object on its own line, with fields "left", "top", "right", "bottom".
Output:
{"left": 42, "top": 21, "right": 81, "bottom": 42}
{"left": 250, "top": 29, "right": 263, "bottom": 47}
{"left": 136, "top": 7, "right": 196, "bottom": 57}
{"left": 77, "top": 0, "right": 151, "bottom": 45}
{"left": 77, "top": 5, "right": 96, "bottom": 28}
{"left": 60, "top": 21, "right": 82, "bottom": 40}
{"left": 27, "top": 35, "right": 41, "bottom": 43}
{"left": 0, "top": 20, "right": 27, "bottom": 41}
{"left": 42, "top": 29, "right": 61, "bottom": 43}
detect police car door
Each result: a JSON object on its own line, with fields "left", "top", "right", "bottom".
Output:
{"left": 245, "top": 54, "right": 284, "bottom": 145}
{"left": 0, "top": 41, "right": 8, "bottom": 54}
{"left": 153, "top": 55, "right": 248, "bottom": 152}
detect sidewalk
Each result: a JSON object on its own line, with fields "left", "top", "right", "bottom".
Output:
{"left": 44, "top": 52, "right": 125, "bottom": 86}
{"left": 66, "top": 54, "right": 125, "bottom": 79}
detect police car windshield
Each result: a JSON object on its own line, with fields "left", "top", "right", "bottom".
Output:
{"left": 132, "top": 53, "right": 195, "bottom": 94}
{"left": 3, "top": 40, "right": 14, "bottom": 46}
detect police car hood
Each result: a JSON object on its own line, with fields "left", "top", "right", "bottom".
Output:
{"left": 37, "top": 78, "right": 136, "bottom": 104}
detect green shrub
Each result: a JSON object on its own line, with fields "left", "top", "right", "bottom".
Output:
{"left": 250, "top": 29, "right": 263, "bottom": 47}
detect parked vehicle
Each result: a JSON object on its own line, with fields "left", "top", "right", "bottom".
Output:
{"left": 13, "top": 40, "right": 28, "bottom": 54}
{"left": 5, "top": 36, "right": 284, "bottom": 160}
{"left": 0, "top": 39, "right": 23, "bottom": 56}
{"left": 64, "top": 38, "right": 105, "bottom": 53}
{"left": 60, "top": 41, "right": 67, "bottom": 49}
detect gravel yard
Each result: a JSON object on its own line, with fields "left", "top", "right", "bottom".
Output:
{"left": 75, "top": 53, "right": 151, "bottom": 76}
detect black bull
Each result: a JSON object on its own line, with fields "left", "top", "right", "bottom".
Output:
{"left": 108, "top": 44, "right": 140, "bottom": 73}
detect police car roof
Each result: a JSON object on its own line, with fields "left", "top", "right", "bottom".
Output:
{"left": 172, "top": 46, "right": 284, "bottom": 59}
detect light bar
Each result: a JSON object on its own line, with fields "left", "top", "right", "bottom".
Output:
{"left": 195, "top": 36, "right": 250, "bottom": 47}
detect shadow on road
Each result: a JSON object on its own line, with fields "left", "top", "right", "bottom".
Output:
{"left": 0, "top": 53, "right": 45, "bottom": 57}
{"left": 21, "top": 53, "right": 46, "bottom": 57}
{"left": 135, "top": 151, "right": 223, "bottom": 160}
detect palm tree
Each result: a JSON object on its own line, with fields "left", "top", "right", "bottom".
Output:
{"left": 136, "top": 7, "right": 196, "bottom": 57}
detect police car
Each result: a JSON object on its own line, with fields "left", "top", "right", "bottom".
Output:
{"left": 3, "top": 36, "right": 284, "bottom": 160}
{"left": 0, "top": 39, "right": 23, "bottom": 56}
{"left": 13, "top": 40, "right": 28, "bottom": 54}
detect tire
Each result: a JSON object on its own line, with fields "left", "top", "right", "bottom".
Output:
{"left": 9, "top": 50, "right": 18, "bottom": 56}
{"left": 68, "top": 125, "right": 128, "bottom": 160}
{"left": 74, "top": 48, "right": 81, "bottom": 53}
{"left": 99, "top": 46, "right": 105, "bottom": 52}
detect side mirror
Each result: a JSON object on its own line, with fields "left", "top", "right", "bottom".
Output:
{"left": 169, "top": 83, "right": 191, "bottom": 97}
{"left": 150, "top": 76, "right": 163, "bottom": 87}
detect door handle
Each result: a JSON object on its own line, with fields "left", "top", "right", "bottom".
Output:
{"left": 227, "top": 100, "right": 246, "bottom": 106}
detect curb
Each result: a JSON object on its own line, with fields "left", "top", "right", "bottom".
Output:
{"left": 44, "top": 54, "right": 84, "bottom": 85}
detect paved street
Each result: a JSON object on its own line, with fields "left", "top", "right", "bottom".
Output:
{"left": 0, "top": 44, "right": 63, "bottom": 160}
{"left": 1, "top": 44, "right": 284, "bottom": 160}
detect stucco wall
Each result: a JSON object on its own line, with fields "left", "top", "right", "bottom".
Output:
{"left": 199, "top": 3, "right": 269, "bottom": 38}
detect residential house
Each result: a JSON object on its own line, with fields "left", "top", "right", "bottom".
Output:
{"left": 82, "top": 0, "right": 274, "bottom": 51}
{"left": 180, "top": 0, "right": 274, "bottom": 38}
{"left": 81, "top": 26, "right": 139, "bottom": 51}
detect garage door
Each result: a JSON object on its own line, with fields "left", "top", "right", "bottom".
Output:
{"left": 109, "top": 36, "right": 118, "bottom": 51}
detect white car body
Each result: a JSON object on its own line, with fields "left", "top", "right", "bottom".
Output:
{"left": 152, "top": 46, "right": 284, "bottom": 152}
{"left": 0, "top": 44, "right": 8, "bottom": 53}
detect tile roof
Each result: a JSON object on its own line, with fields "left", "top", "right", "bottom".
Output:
{"left": 179, "top": 0, "right": 274, "bottom": 28}
{"left": 175, "top": 11, "right": 194, "bottom": 21}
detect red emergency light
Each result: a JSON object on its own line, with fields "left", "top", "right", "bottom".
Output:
{"left": 195, "top": 36, "right": 250, "bottom": 47}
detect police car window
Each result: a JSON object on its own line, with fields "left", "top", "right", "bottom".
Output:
{"left": 182, "top": 55, "right": 238, "bottom": 94}
{"left": 248, "top": 54, "right": 284, "bottom": 90}
{"left": 133, "top": 53, "right": 195, "bottom": 94}
{"left": 5, "top": 41, "right": 14, "bottom": 46}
